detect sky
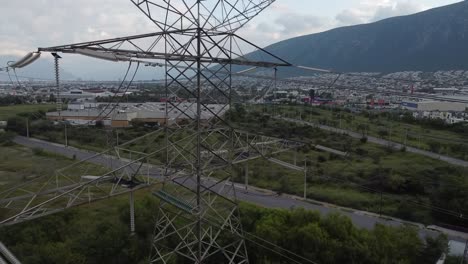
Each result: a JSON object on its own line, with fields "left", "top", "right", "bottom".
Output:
{"left": 0, "top": 0, "right": 462, "bottom": 80}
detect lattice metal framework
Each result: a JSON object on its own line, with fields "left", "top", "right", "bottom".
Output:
{"left": 0, "top": 130, "right": 165, "bottom": 226}
{"left": 0, "top": 1, "right": 296, "bottom": 263}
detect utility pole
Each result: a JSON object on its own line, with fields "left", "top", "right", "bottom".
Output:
{"left": 303, "top": 159, "right": 307, "bottom": 200}
{"left": 404, "top": 127, "right": 408, "bottom": 147}
{"left": 195, "top": 2, "right": 202, "bottom": 261}
{"left": 339, "top": 112, "right": 342, "bottom": 130}
{"left": 64, "top": 122, "right": 68, "bottom": 147}
{"left": 379, "top": 168, "right": 383, "bottom": 217}
{"left": 115, "top": 130, "right": 120, "bottom": 157}
{"left": 26, "top": 118, "right": 29, "bottom": 138}
{"left": 389, "top": 123, "right": 392, "bottom": 142}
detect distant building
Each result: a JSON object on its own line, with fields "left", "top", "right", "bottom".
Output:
{"left": 412, "top": 111, "right": 468, "bottom": 124}
{"left": 46, "top": 102, "right": 228, "bottom": 128}
{"left": 401, "top": 100, "right": 466, "bottom": 112}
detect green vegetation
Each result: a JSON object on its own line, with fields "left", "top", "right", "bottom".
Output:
{"left": 0, "top": 195, "right": 448, "bottom": 264}
{"left": 0, "top": 103, "right": 460, "bottom": 263}
{"left": 229, "top": 106, "right": 468, "bottom": 228}
{"left": 0, "top": 145, "right": 106, "bottom": 192}
{"left": 0, "top": 104, "right": 55, "bottom": 120}
{"left": 5, "top": 103, "right": 467, "bottom": 228}
{"left": 0, "top": 145, "right": 70, "bottom": 188}
{"left": 446, "top": 255, "right": 467, "bottom": 264}
{"left": 250, "top": 104, "right": 468, "bottom": 161}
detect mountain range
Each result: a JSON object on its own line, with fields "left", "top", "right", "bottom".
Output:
{"left": 3, "top": 1, "right": 468, "bottom": 81}
{"left": 256, "top": 0, "right": 468, "bottom": 76}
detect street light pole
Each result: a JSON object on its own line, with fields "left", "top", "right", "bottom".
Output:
{"left": 404, "top": 127, "right": 408, "bottom": 147}
{"left": 64, "top": 122, "right": 68, "bottom": 147}
{"left": 304, "top": 159, "right": 307, "bottom": 200}
{"left": 26, "top": 118, "right": 29, "bottom": 138}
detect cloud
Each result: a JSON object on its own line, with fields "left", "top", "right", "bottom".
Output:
{"left": 334, "top": 0, "right": 430, "bottom": 27}
{"left": 371, "top": 1, "right": 425, "bottom": 21}
{"left": 0, "top": 0, "right": 450, "bottom": 79}
{"left": 275, "top": 14, "right": 328, "bottom": 35}
{"left": 0, "top": 0, "right": 154, "bottom": 53}
{"left": 335, "top": 9, "right": 367, "bottom": 26}
{"left": 238, "top": 9, "right": 331, "bottom": 49}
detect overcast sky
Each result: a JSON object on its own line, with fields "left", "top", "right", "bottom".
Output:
{"left": 0, "top": 0, "right": 462, "bottom": 80}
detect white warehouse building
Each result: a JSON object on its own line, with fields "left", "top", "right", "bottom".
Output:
{"left": 401, "top": 100, "right": 466, "bottom": 112}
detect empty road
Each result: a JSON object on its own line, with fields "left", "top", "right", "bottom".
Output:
{"left": 279, "top": 117, "right": 468, "bottom": 168}
{"left": 12, "top": 136, "right": 468, "bottom": 243}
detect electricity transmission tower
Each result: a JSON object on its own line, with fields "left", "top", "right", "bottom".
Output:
{"left": 0, "top": 0, "right": 300, "bottom": 263}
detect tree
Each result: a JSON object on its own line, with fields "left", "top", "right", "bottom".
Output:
{"left": 377, "top": 129, "right": 389, "bottom": 138}
{"left": 428, "top": 141, "right": 442, "bottom": 153}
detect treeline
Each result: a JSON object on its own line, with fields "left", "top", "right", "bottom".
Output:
{"left": 0, "top": 196, "right": 447, "bottom": 264}
{"left": 0, "top": 95, "right": 28, "bottom": 105}
{"left": 0, "top": 95, "right": 54, "bottom": 106}
{"left": 361, "top": 110, "right": 468, "bottom": 135}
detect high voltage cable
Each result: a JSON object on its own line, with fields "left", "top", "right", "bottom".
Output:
{"left": 3, "top": 69, "right": 468, "bottom": 105}
{"left": 243, "top": 234, "right": 319, "bottom": 264}
{"left": 90, "top": 61, "right": 134, "bottom": 123}
{"left": 96, "top": 62, "right": 140, "bottom": 122}
{"left": 1, "top": 65, "right": 467, "bottom": 87}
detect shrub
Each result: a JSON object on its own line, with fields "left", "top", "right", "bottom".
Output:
{"left": 32, "top": 147, "right": 45, "bottom": 156}
{"left": 317, "top": 155, "right": 327, "bottom": 163}
{"left": 0, "top": 131, "right": 15, "bottom": 146}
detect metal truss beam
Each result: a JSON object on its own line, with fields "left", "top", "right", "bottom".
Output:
{"left": 130, "top": 0, "right": 275, "bottom": 33}
{"left": 1, "top": 0, "right": 292, "bottom": 262}
{"left": 38, "top": 31, "right": 290, "bottom": 68}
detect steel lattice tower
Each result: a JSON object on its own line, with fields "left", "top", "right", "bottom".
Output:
{"left": 129, "top": 1, "right": 288, "bottom": 262}
{"left": 0, "top": 1, "right": 297, "bottom": 262}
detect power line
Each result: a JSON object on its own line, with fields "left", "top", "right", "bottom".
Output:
{"left": 90, "top": 61, "right": 134, "bottom": 123}
{"left": 95, "top": 62, "right": 140, "bottom": 122}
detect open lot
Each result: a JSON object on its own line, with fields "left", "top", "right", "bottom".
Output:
{"left": 249, "top": 104, "right": 468, "bottom": 161}
{"left": 0, "top": 104, "right": 56, "bottom": 120}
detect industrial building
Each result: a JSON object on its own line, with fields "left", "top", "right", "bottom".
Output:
{"left": 401, "top": 100, "right": 467, "bottom": 112}
{"left": 46, "top": 102, "right": 228, "bottom": 128}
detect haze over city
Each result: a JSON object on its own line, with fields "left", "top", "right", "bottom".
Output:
{"left": 0, "top": 0, "right": 462, "bottom": 80}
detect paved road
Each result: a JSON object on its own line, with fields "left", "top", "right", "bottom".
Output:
{"left": 12, "top": 136, "right": 468, "bottom": 243}
{"left": 279, "top": 117, "right": 468, "bottom": 168}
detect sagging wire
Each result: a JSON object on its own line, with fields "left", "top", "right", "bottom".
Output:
{"left": 87, "top": 61, "right": 134, "bottom": 124}
{"left": 95, "top": 62, "right": 141, "bottom": 122}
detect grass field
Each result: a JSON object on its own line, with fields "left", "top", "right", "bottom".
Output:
{"left": 0, "top": 145, "right": 68, "bottom": 187}
{"left": 0, "top": 104, "right": 56, "bottom": 120}
{"left": 0, "top": 145, "right": 106, "bottom": 191}
{"left": 249, "top": 104, "right": 468, "bottom": 160}
{"left": 227, "top": 108, "right": 468, "bottom": 226}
